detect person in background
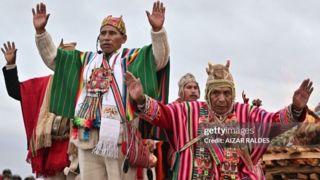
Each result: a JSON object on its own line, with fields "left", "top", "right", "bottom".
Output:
{"left": 2, "top": 41, "right": 79, "bottom": 179}
{"left": 1, "top": 169, "right": 12, "bottom": 180}
{"left": 175, "top": 73, "right": 200, "bottom": 102}
{"left": 11, "top": 174, "right": 22, "bottom": 180}
{"left": 24, "top": 175, "right": 36, "bottom": 180}
{"left": 161, "top": 73, "right": 200, "bottom": 179}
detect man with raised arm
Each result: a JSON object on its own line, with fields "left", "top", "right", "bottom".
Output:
{"left": 127, "top": 61, "right": 313, "bottom": 180}
{"left": 32, "top": 1, "right": 170, "bottom": 179}
{"left": 1, "top": 41, "right": 80, "bottom": 179}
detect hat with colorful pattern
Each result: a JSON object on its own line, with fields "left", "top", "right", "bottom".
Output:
{"left": 101, "top": 15, "right": 126, "bottom": 35}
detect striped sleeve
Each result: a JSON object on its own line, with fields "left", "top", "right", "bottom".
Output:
{"left": 138, "top": 95, "right": 177, "bottom": 131}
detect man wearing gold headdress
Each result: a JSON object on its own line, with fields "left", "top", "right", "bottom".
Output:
{"left": 32, "top": 1, "right": 170, "bottom": 179}
{"left": 126, "top": 61, "right": 313, "bottom": 180}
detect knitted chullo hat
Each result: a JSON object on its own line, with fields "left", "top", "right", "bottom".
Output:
{"left": 178, "top": 73, "right": 200, "bottom": 98}
{"left": 101, "top": 15, "right": 126, "bottom": 35}
{"left": 205, "top": 60, "right": 236, "bottom": 109}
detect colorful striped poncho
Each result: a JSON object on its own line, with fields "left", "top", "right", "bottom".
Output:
{"left": 139, "top": 97, "right": 305, "bottom": 180}
{"left": 49, "top": 45, "right": 169, "bottom": 139}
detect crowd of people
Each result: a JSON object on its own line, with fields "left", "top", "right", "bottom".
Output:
{"left": 1, "top": 1, "right": 318, "bottom": 180}
{"left": 0, "top": 168, "right": 35, "bottom": 180}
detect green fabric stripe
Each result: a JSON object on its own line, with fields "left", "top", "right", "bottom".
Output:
{"left": 128, "top": 45, "right": 170, "bottom": 139}
{"left": 50, "top": 49, "right": 82, "bottom": 117}
{"left": 208, "top": 145, "right": 221, "bottom": 165}
{"left": 173, "top": 152, "right": 180, "bottom": 180}
{"left": 65, "top": 51, "right": 78, "bottom": 116}
{"left": 186, "top": 102, "right": 195, "bottom": 178}
{"left": 56, "top": 51, "right": 68, "bottom": 114}
{"left": 128, "top": 45, "right": 157, "bottom": 98}
{"left": 50, "top": 50, "right": 62, "bottom": 113}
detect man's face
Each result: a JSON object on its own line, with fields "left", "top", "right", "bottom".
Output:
{"left": 210, "top": 87, "right": 233, "bottom": 115}
{"left": 183, "top": 82, "right": 200, "bottom": 101}
{"left": 99, "top": 25, "right": 127, "bottom": 54}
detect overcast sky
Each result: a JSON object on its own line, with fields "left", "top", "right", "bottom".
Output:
{"left": 0, "top": 0, "right": 319, "bottom": 178}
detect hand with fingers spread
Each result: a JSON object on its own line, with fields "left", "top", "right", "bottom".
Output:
{"left": 125, "top": 71, "right": 146, "bottom": 105}
{"left": 146, "top": 1, "right": 165, "bottom": 32}
{"left": 32, "top": 2, "right": 50, "bottom": 34}
{"left": 292, "top": 79, "right": 314, "bottom": 111}
{"left": 242, "top": 91, "right": 249, "bottom": 104}
{"left": 1, "top": 41, "right": 17, "bottom": 65}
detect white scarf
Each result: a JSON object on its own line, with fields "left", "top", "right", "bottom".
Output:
{"left": 75, "top": 49, "right": 124, "bottom": 158}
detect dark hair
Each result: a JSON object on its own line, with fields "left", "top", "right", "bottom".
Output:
{"left": 11, "top": 174, "right": 22, "bottom": 180}
{"left": 24, "top": 175, "right": 36, "bottom": 180}
{"left": 2, "top": 169, "right": 12, "bottom": 176}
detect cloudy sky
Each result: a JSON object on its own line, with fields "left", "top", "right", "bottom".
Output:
{"left": 0, "top": 0, "right": 319, "bottom": 178}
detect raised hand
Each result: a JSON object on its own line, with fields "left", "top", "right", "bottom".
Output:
{"left": 125, "top": 71, "right": 145, "bottom": 105}
{"left": 32, "top": 2, "right": 50, "bottom": 34}
{"left": 292, "top": 79, "right": 313, "bottom": 110}
{"left": 242, "top": 91, "right": 249, "bottom": 104}
{"left": 146, "top": 1, "right": 165, "bottom": 32}
{"left": 1, "top": 41, "right": 17, "bottom": 65}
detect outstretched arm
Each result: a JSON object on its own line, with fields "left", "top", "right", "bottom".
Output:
{"left": 254, "top": 79, "right": 313, "bottom": 140}
{"left": 1, "top": 41, "right": 21, "bottom": 100}
{"left": 147, "top": 1, "right": 170, "bottom": 71}
{"left": 32, "top": 2, "right": 57, "bottom": 71}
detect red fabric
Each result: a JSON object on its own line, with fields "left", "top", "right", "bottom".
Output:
{"left": 20, "top": 75, "right": 50, "bottom": 145}
{"left": 45, "top": 139, "right": 70, "bottom": 175}
{"left": 20, "top": 75, "right": 70, "bottom": 177}
{"left": 27, "top": 149, "right": 45, "bottom": 177}
{"left": 136, "top": 168, "right": 143, "bottom": 180}
{"left": 155, "top": 141, "right": 164, "bottom": 180}
{"left": 27, "top": 140, "right": 70, "bottom": 177}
